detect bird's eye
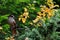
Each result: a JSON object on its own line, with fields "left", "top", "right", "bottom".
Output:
{"left": 11, "top": 15, "right": 14, "bottom": 17}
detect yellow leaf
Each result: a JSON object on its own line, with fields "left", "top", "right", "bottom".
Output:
{"left": 23, "top": 12, "right": 29, "bottom": 17}
{"left": 30, "top": 22, "right": 33, "bottom": 25}
{"left": 24, "top": 8, "right": 28, "bottom": 12}
{"left": 48, "top": 16, "right": 51, "bottom": 19}
{"left": 33, "top": 18, "right": 39, "bottom": 23}
{"left": 0, "top": 27, "right": 3, "bottom": 30}
{"left": 18, "top": 18, "right": 21, "bottom": 21}
{"left": 22, "top": 18, "right": 26, "bottom": 23}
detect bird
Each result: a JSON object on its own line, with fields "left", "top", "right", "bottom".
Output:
{"left": 8, "top": 15, "right": 26, "bottom": 37}
{"left": 8, "top": 15, "right": 17, "bottom": 36}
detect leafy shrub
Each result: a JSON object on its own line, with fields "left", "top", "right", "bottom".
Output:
{"left": 0, "top": 0, "right": 60, "bottom": 40}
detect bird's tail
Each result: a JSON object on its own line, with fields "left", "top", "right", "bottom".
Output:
{"left": 12, "top": 28, "right": 16, "bottom": 36}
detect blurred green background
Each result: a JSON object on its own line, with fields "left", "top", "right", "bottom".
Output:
{"left": 0, "top": 0, "right": 60, "bottom": 40}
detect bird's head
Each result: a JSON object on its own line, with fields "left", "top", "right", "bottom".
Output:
{"left": 8, "top": 15, "right": 14, "bottom": 18}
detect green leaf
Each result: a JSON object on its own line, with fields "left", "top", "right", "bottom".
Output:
{"left": 15, "top": 0, "right": 30, "bottom": 4}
